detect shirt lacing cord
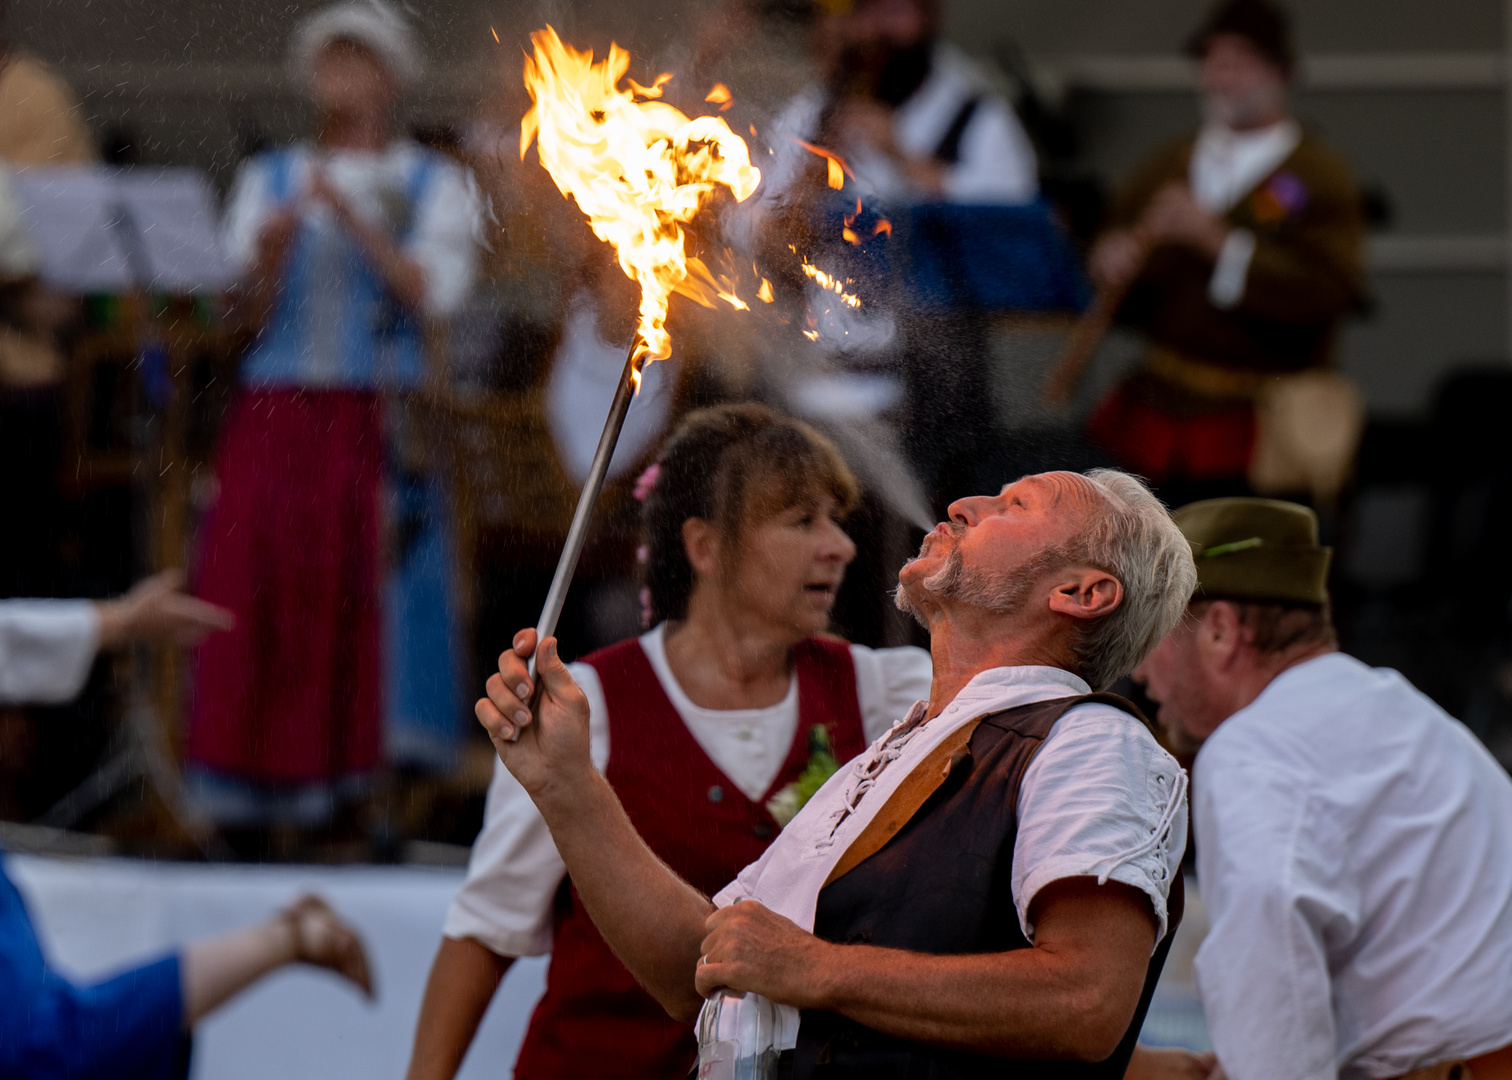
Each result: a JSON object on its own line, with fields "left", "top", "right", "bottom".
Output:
{"left": 1089, "top": 767, "right": 1188, "bottom": 886}
{"left": 815, "top": 701, "right": 931, "bottom": 850}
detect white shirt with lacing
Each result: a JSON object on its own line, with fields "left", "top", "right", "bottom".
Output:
{"left": 711, "top": 664, "right": 1189, "bottom": 1050}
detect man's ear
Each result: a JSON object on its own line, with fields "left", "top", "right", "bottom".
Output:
{"left": 1200, "top": 601, "right": 1246, "bottom": 669}
{"left": 681, "top": 518, "right": 720, "bottom": 580}
{"left": 1046, "top": 568, "right": 1123, "bottom": 622}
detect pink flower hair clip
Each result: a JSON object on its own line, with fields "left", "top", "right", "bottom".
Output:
{"left": 633, "top": 462, "right": 662, "bottom": 502}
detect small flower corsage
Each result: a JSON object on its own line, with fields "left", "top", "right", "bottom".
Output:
{"left": 765, "top": 724, "right": 841, "bottom": 828}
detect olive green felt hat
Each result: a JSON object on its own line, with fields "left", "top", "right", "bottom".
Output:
{"left": 1173, "top": 497, "right": 1331, "bottom": 605}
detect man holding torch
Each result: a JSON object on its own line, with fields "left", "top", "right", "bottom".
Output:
{"left": 477, "top": 468, "right": 1197, "bottom": 1076}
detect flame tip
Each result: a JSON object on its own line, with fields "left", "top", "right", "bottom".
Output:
{"left": 524, "top": 27, "right": 761, "bottom": 369}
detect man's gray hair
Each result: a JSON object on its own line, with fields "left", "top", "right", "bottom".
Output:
{"left": 1070, "top": 469, "right": 1197, "bottom": 689}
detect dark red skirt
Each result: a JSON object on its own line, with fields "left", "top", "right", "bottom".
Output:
{"left": 187, "top": 389, "right": 383, "bottom": 784}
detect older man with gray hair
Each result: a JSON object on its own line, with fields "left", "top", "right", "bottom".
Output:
{"left": 478, "top": 468, "right": 1197, "bottom": 1078}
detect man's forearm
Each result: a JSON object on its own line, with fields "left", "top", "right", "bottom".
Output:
{"left": 804, "top": 942, "right": 1141, "bottom": 1061}
{"left": 405, "top": 936, "right": 512, "bottom": 1080}
{"left": 704, "top": 879, "right": 1158, "bottom": 1062}
{"left": 534, "top": 768, "right": 712, "bottom": 1021}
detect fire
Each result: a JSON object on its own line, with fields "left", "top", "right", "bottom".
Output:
{"left": 520, "top": 26, "right": 762, "bottom": 368}
{"left": 802, "top": 261, "right": 862, "bottom": 308}
{"left": 794, "top": 139, "right": 853, "bottom": 191}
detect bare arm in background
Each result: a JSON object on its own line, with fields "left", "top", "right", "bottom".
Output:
{"left": 404, "top": 937, "right": 514, "bottom": 1080}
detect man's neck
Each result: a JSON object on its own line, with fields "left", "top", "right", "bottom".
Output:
{"left": 1214, "top": 111, "right": 1291, "bottom": 137}
{"left": 1225, "top": 642, "right": 1335, "bottom": 718}
{"left": 924, "top": 609, "right": 1072, "bottom": 719}
{"left": 317, "top": 112, "right": 391, "bottom": 152}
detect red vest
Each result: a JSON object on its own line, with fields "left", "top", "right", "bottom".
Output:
{"left": 512, "top": 636, "right": 868, "bottom": 1080}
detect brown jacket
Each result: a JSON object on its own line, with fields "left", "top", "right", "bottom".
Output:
{"left": 1112, "top": 130, "right": 1365, "bottom": 375}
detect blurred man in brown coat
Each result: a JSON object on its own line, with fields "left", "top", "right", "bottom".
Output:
{"left": 1074, "top": 0, "right": 1364, "bottom": 506}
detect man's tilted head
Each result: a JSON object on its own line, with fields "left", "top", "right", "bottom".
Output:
{"left": 896, "top": 469, "right": 1196, "bottom": 690}
{"left": 1136, "top": 497, "right": 1338, "bottom": 746}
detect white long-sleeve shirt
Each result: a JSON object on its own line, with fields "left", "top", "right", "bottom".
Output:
{"left": 0, "top": 600, "right": 99, "bottom": 705}
{"left": 1193, "top": 652, "right": 1512, "bottom": 1080}
{"left": 444, "top": 626, "right": 933, "bottom": 957}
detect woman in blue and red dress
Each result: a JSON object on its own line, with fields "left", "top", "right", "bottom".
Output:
{"left": 404, "top": 403, "right": 932, "bottom": 1080}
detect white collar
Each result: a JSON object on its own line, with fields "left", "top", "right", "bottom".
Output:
{"left": 936, "top": 664, "right": 1091, "bottom": 718}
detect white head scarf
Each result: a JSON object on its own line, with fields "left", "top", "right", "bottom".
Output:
{"left": 288, "top": 0, "right": 423, "bottom": 90}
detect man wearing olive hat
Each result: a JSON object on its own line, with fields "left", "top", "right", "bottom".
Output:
{"left": 1136, "top": 497, "right": 1512, "bottom": 1080}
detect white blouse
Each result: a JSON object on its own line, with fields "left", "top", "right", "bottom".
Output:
{"left": 443, "top": 626, "right": 933, "bottom": 957}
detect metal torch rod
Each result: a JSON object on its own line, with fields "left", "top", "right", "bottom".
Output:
{"left": 526, "top": 341, "right": 640, "bottom": 681}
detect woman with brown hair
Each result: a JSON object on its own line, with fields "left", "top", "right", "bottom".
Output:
{"left": 405, "top": 403, "right": 931, "bottom": 1080}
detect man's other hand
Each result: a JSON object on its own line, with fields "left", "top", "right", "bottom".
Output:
{"left": 476, "top": 629, "right": 593, "bottom": 802}
{"left": 95, "top": 570, "right": 235, "bottom": 649}
{"left": 695, "top": 900, "right": 832, "bottom": 1008}
{"left": 1089, "top": 228, "right": 1148, "bottom": 289}
{"left": 1125, "top": 1044, "right": 1222, "bottom": 1080}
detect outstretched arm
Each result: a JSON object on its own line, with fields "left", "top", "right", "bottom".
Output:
{"left": 476, "top": 630, "right": 712, "bottom": 1021}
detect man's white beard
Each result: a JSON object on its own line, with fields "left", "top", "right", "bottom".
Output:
{"left": 894, "top": 546, "right": 1048, "bottom": 628}
{"left": 1202, "top": 84, "right": 1286, "bottom": 131}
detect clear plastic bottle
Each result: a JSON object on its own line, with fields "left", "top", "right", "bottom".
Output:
{"left": 696, "top": 990, "right": 782, "bottom": 1080}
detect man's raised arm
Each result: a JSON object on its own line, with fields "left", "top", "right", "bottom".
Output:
{"left": 475, "top": 629, "right": 712, "bottom": 1021}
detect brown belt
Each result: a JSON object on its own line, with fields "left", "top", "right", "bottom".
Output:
{"left": 1145, "top": 345, "right": 1272, "bottom": 403}
{"left": 1392, "top": 1042, "right": 1512, "bottom": 1080}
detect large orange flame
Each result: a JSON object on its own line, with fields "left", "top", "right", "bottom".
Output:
{"left": 520, "top": 26, "right": 762, "bottom": 368}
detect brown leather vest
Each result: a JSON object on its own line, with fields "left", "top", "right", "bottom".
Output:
{"left": 791, "top": 694, "right": 1185, "bottom": 1079}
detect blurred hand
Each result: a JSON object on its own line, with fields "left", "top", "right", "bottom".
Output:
{"left": 309, "top": 169, "right": 358, "bottom": 229}
{"left": 1088, "top": 228, "right": 1148, "bottom": 289}
{"left": 1140, "top": 182, "right": 1229, "bottom": 259}
{"left": 95, "top": 570, "right": 235, "bottom": 649}
{"left": 476, "top": 629, "right": 593, "bottom": 803}
{"left": 254, "top": 208, "right": 301, "bottom": 277}
{"left": 283, "top": 894, "right": 375, "bottom": 1000}
{"left": 307, "top": 167, "right": 427, "bottom": 311}
{"left": 832, "top": 96, "right": 896, "bottom": 157}
{"left": 1125, "top": 1044, "right": 1221, "bottom": 1080}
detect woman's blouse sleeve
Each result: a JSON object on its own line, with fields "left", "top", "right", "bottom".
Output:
{"left": 441, "top": 661, "right": 611, "bottom": 958}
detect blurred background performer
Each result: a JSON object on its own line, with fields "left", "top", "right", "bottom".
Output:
{"left": 1068, "top": 0, "right": 1364, "bottom": 507}
{"left": 1135, "top": 499, "right": 1512, "bottom": 1080}
{"left": 187, "top": 0, "right": 481, "bottom": 846}
{"left": 738, "top": 0, "right": 1044, "bottom": 511}
{"left": 0, "top": 0, "right": 96, "bottom": 167}
{"left": 0, "top": 576, "right": 374, "bottom": 1080}
{"left": 404, "top": 405, "right": 931, "bottom": 1080}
